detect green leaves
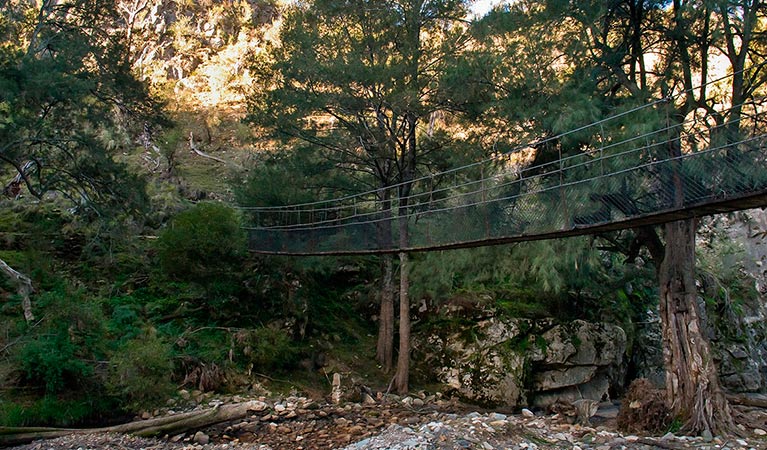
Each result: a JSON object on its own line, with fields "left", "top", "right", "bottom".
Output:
{"left": 157, "top": 203, "right": 246, "bottom": 280}
{"left": 245, "top": 0, "right": 474, "bottom": 206}
{"left": 0, "top": 0, "right": 164, "bottom": 216}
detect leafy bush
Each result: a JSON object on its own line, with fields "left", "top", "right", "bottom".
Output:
{"left": 240, "top": 326, "right": 299, "bottom": 372}
{"left": 157, "top": 202, "right": 246, "bottom": 279}
{"left": 179, "top": 326, "right": 300, "bottom": 374}
{"left": 14, "top": 288, "right": 106, "bottom": 394}
{"left": 107, "top": 332, "right": 175, "bottom": 410}
{"left": 16, "top": 335, "right": 94, "bottom": 394}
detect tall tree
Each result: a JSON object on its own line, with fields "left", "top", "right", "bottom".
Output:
{"left": 470, "top": 0, "right": 767, "bottom": 434}
{"left": 246, "top": 0, "right": 471, "bottom": 391}
{"left": 0, "top": 0, "right": 166, "bottom": 320}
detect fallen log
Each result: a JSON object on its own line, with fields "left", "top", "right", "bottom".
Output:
{"left": 0, "top": 400, "right": 265, "bottom": 447}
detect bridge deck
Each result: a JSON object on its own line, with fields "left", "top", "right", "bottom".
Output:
{"left": 247, "top": 191, "right": 767, "bottom": 256}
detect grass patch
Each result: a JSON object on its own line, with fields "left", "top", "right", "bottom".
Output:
{"left": 0, "top": 395, "right": 119, "bottom": 427}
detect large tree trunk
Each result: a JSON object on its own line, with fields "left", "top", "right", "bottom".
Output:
{"left": 659, "top": 219, "right": 734, "bottom": 435}
{"left": 394, "top": 250, "right": 410, "bottom": 394}
{"left": 376, "top": 253, "right": 394, "bottom": 373}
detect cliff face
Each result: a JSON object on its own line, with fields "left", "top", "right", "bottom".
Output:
{"left": 119, "top": 0, "right": 279, "bottom": 107}
{"left": 708, "top": 209, "right": 767, "bottom": 393}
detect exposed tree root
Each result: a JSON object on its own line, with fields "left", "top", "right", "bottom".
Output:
{"left": 727, "top": 394, "right": 767, "bottom": 409}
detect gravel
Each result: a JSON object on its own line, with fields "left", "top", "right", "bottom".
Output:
{"left": 8, "top": 400, "right": 767, "bottom": 450}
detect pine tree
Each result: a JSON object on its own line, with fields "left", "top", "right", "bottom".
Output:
{"left": 469, "top": 0, "right": 767, "bottom": 435}
{"left": 0, "top": 0, "right": 166, "bottom": 322}
{"left": 245, "top": 0, "right": 471, "bottom": 392}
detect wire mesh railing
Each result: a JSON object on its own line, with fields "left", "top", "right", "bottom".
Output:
{"left": 242, "top": 94, "right": 767, "bottom": 255}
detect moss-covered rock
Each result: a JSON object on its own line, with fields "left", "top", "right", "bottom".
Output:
{"left": 415, "top": 314, "right": 627, "bottom": 409}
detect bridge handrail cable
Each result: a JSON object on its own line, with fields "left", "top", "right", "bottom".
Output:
{"left": 243, "top": 109, "right": 755, "bottom": 230}
{"left": 241, "top": 107, "right": 750, "bottom": 219}
{"left": 235, "top": 67, "right": 753, "bottom": 213}
{"left": 244, "top": 132, "right": 767, "bottom": 232}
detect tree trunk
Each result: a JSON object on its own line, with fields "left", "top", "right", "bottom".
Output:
{"left": 659, "top": 219, "right": 734, "bottom": 435}
{"left": 375, "top": 187, "right": 395, "bottom": 373}
{"left": 376, "top": 253, "right": 394, "bottom": 373}
{"left": 0, "top": 400, "right": 264, "bottom": 446}
{"left": 394, "top": 250, "right": 410, "bottom": 394}
{"left": 0, "top": 258, "right": 34, "bottom": 323}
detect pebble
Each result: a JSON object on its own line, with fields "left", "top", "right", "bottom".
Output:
{"left": 10, "top": 395, "right": 767, "bottom": 450}
{"left": 552, "top": 432, "right": 568, "bottom": 441}
{"left": 755, "top": 429, "right": 767, "bottom": 436}
{"left": 193, "top": 432, "right": 210, "bottom": 445}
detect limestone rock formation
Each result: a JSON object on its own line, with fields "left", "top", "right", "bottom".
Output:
{"left": 416, "top": 316, "right": 626, "bottom": 408}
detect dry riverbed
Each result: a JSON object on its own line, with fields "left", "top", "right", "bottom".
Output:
{"left": 9, "top": 393, "right": 767, "bottom": 450}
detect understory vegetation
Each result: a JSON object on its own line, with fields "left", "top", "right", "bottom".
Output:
{"left": 0, "top": 198, "right": 755, "bottom": 426}
{"left": 1, "top": 0, "right": 765, "bottom": 433}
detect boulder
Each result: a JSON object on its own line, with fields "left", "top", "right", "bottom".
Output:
{"left": 533, "top": 366, "right": 597, "bottom": 391}
{"left": 438, "top": 341, "right": 527, "bottom": 407}
{"left": 531, "top": 320, "right": 626, "bottom": 367}
{"left": 532, "top": 373, "right": 611, "bottom": 409}
{"left": 528, "top": 321, "right": 626, "bottom": 408}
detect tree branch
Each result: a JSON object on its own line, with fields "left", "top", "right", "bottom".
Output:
{"left": 0, "top": 257, "right": 34, "bottom": 323}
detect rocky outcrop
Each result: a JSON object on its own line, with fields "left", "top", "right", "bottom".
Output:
{"left": 415, "top": 317, "right": 626, "bottom": 408}
{"left": 117, "top": 0, "right": 278, "bottom": 106}
{"left": 709, "top": 209, "right": 767, "bottom": 393}
{"left": 418, "top": 317, "right": 528, "bottom": 407}
{"left": 528, "top": 320, "right": 626, "bottom": 408}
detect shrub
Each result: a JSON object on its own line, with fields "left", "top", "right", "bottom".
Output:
{"left": 16, "top": 334, "right": 94, "bottom": 394}
{"left": 14, "top": 288, "right": 106, "bottom": 394}
{"left": 617, "top": 378, "right": 671, "bottom": 434}
{"left": 156, "top": 202, "right": 246, "bottom": 280}
{"left": 239, "top": 326, "right": 299, "bottom": 372}
{"left": 107, "top": 332, "right": 175, "bottom": 410}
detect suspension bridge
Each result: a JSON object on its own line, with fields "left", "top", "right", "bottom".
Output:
{"left": 241, "top": 87, "right": 767, "bottom": 256}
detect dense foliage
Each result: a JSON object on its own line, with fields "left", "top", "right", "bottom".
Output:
{"left": 0, "top": 0, "right": 765, "bottom": 432}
